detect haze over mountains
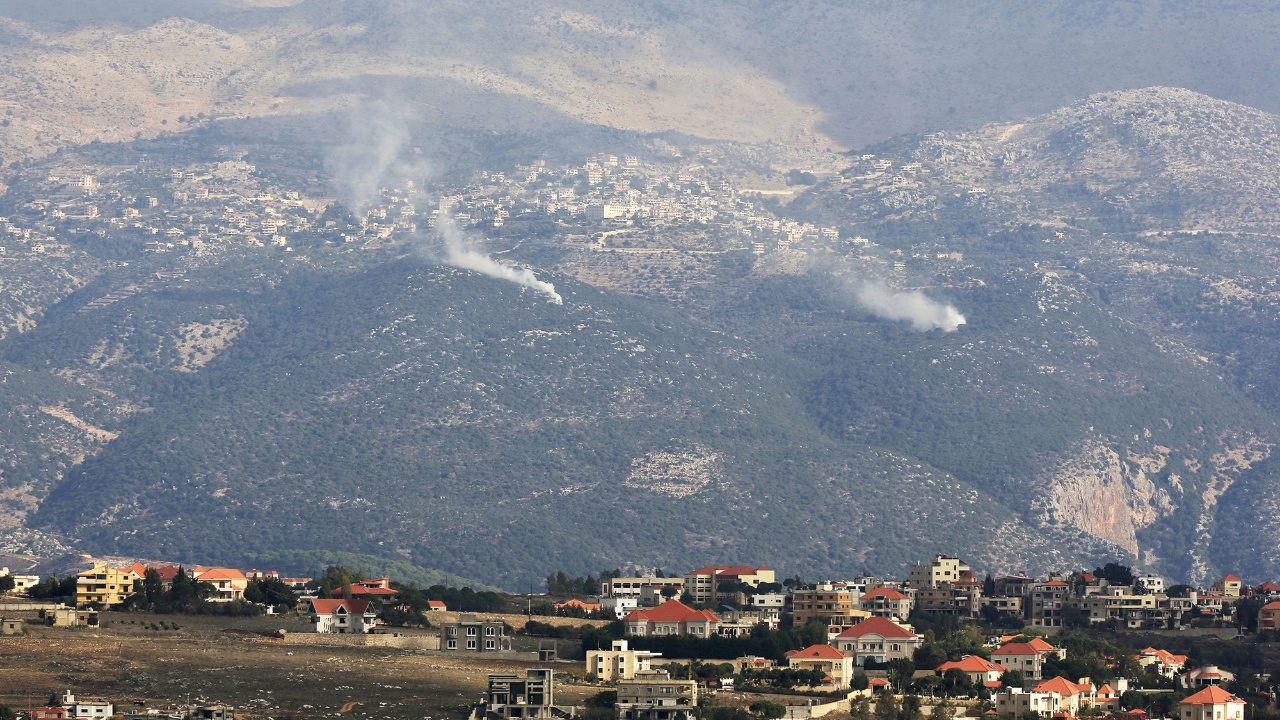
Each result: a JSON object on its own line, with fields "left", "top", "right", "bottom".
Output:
{"left": 1, "top": 1, "right": 1280, "bottom": 590}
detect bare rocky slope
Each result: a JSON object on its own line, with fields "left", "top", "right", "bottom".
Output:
{"left": 4, "top": 2, "right": 1280, "bottom": 166}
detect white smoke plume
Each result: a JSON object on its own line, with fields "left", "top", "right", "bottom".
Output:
{"left": 327, "top": 98, "right": 433, "bottom": 209}
{"left": 854, "top": 280, "right": 966, "bottom": 332}
{"left": 326, "top": 94, "right": 562, "bottom": 305}
{"left": 436, "top": 217, "right": 563, "bottom": 305}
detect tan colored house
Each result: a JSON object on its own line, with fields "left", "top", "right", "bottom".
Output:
{"left": 936, "top": 655, "right": 1007, "bottom": 688}
{"left": 1137, "top": 647, "right": 1189, "bottom": 678}
{"left": 1214, "top": 575, "right": 1243, "bottom": 598}
{"left": 833, "top": 616, "right": 920, "bottom": 666}
{"left": 1032, "top": 677, "right": 1098, "bottom": 716}
{"left": 1258, "top": 601, "right": 1280, "bottom": 632}
{"left": 908, "top": 555, "right": 970, "bottom": 589}
{"left": 586, "top": 640, "right": 663, "bottom": 681}
{"left": 682, "top": 566, "right": 774, "bottom": 605}
{"left": 194, "top": 568, "right": 248, "bottom": 602}
{"left": 1180, "top": 686, "right": 1245, "bottom": 720}
{"left": 785, "top": 644, "right": 855, "bottom": 690}
{"left": 991, "top": 639, "right": 1063, "bottom": 680}
{"left": 616, "top": 669, "right": 698, "bottom": 720}
{"left": 624, "top": 600, "right": 720, "bottom": 638}
{"left": 791, "top": 584, "right": 869, "bottom": 632}
{"left": 75, "top": 564, "right": 142, "bottom": 608}
{"left": 859, "top": 587, "right": 912, "bottom": 620}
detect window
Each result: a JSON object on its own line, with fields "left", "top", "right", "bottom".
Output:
{"left": 486, "top": 626, "right": 496, "bottom": 636}
{"left": 467, "top": 639, "right": 477, "bottom": 650}
{"left": 467, "top": 627, "right": 478, "bottom": 636}
{"left": 447, "top": 627, "right": 457, "bottom": 636}
{"left": 447, "top": 640, "right": 457, "bottom": 649}
{"left": 486, "top": 640, "right": 495, "bottom": 650}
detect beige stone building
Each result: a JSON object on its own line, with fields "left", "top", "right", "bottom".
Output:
{"left": 586, "top": 640, "right": 663, "bottom": 681}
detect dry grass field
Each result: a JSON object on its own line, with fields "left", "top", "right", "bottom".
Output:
{"left": 0, "top": 612, "right": 597, "bottom": 720}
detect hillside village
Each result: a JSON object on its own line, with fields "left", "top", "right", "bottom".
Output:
{"left": 3, "top": 554, "right": 1280, "bottom": 720}
{"left": 0, "top": 141, "right": 854, "bottom": 263}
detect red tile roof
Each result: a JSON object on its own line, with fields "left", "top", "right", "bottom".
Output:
{"left": 994, "top": 642, "right": 1044, "bottom": 656}
{"left": 836, "top": 616, "right": 917, "bottom": 639}
{"left": 624, "top": 599, "right": 720, "bottom": 623}
{"left": 1256, "top": 582, "right": 1280, "bottom": 592}
{"left": 555, "top": 598, "right": 602, "bottom": 611}
{"left": 427, "top": 600, "right": 447, "bottom": 610}
{"left": 1181, "top": 687, "right": 1243, "bottom": 705}
{"left": 349, "top": 586, "right": 398, "bottom": 597}
{"left": 310, "top": 598, "right": 373, "bottom": 615}
{"left": 786, "top": 644, "right": 847, "bottom": 659}
{"left": 196, "top": 568, "right": 247, "bottom": 581}
{"left": 937, "top": 656, "right": 1006, "bottom": 674}
{"left": 1040, "top": 580, "right": 1069, "bottom": 587}
{"left": 862, "top": 587, "right": 907, "bottom": 600}
{"left": 1221, "top": 574, "right": 1242, "bottom": 583}
{"left": 1034, "top": 676, "right": 1094, "bottom": 696}
{"left": 1262, "top": 601, "right": 1280, "bottom": 611}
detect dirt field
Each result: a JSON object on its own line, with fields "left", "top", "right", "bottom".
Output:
{"left": 0, "top": 612, "right": 596, "bottom": 720}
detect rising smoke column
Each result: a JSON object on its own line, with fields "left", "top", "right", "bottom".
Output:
{"left": 436, "top": 217, "right": 563, "bottom": 305}
{"left": 854, "top": 280, "right": 965, "bottom": 332}
{"left": 327, "top": 99, "right": 431, "bottom": 209}
{"left": 327, "top": 95, "right": 562, "bottom": 304}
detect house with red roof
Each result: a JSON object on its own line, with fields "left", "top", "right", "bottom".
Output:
{"left": 682, "top": 566, "right": 774, "bottom": 604}
{"left": 1259, "top": 600, "right": 1280, "bottom": 632}
{"left": 995, "top": 676, "right": 1103, "bottom": 718}
{"left": 1254, "top": 581, "right": 1280, "bottom": 599}
{"left": 1180, "top": 686, "right": 1245, "bottom": 720}
{"left": 624, "top": 600, "right": 720, "bottom": 638}
{"left": 992, "top": 642, "right": 1051, "bottom": 680}
{"left": 936, "top": 655, "right": 1007, "bottom": 688}
{"left": 1033, "top": 676, "right": 1098, "bottom": 716}
{"left": 1096, "top": 682, "right": 1121, "bottom": 713}
{"left": 785, "top": 644, "right": 855, "bottom": 690}
{"left": 348, "top": 577, "right": 399, "bottom": 600}
{"left": 193, "top": 568, "right": 248, "bottom": 602}
{"left": 833, "top": 616, "right": 921, "bottom": 666}
{"left": 554, "top": 598, "right": 602, "bottom": 614}
{"left": 1137, "top": 647, "right": 1188, "bottom": 678}
{"left": 859, "top": 587, "right": 913, "bottom": 620}
{"left": 427, "top": 600, "right": 448, "bottom": 612}
{"left": 309, "top": 597, "right": 378, "bottom": 634}
{"left": 1181, "top": 665, "right": 1235, "bottom": 689}
{"left": 1213, "top": 575, "right": 1243, "bottom": 598}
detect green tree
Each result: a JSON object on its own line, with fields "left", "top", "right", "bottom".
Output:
{"left": 750, "top": 701, "right": 787, "bottom": 720}
{"left": 900, "top": 695, "right": 923, "bottom": 720}
{"left": 1092, "top": 563, "right": 1134, "bottom": 586}
{"left": 853, "top": 671, "right": 871, "bottom": 691}
{"left": 851, "top": 697, "right": 872, "bottom": 720}
{"left": 887, "top": 658, "right": 916, "bottom": 692}
{"left": 874, "top": 694, "right": 900, "bottom": 720}
{"left": 0, "top": 703, "right": 16, "bottom": 720}
{"left": 244, "top": 577, "right": 299, "bottom": 609}
{"left": 999, "top": 670, "right": 1025, "bottom": 689}
{"left": 0, "top": 575, "right": 14, "bottom": 593}
{"left": 929, "top": 701, "right": 955, "bottom": 720}
{"left": 143, "top": 568, "right": 164, "bottom": 606}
